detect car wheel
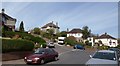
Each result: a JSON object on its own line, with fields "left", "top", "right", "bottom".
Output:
{"left": 40, "top": 59, "right": 45, "bottom": 64}
{"left": 54, "top": 56, "right": 59, "bottom": 61}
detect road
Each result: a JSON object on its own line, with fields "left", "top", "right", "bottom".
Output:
{"left": 2, "top": 43, "right": 95, "bottom": 65}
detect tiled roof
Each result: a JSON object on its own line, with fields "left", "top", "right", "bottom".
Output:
{"left": 67, "top": 28, "right": 82, "bottom": 33}
{"left": 0, "top": 13, "right": 16, "bottom": 21}
{"left": 96, "top": 33, "right": 116, "bottom": 39}
{"left": 41, "top": 22, "right": 59, "bottom": 28}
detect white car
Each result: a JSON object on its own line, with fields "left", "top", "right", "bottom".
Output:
{"left": 86, "top": 50, "right": 120, "bottom": 66}
{"left": 47, "top": 42, "right": 55, "bottom": 48}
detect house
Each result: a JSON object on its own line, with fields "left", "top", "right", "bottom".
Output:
{"left": 41, "top": 21, "right": 60, "bottom": 34}
{"left": 67, "top": 28, "right": 83, "bottom": 42}
{"left": 87, "top": 37, "right": 94, "bottom": 46}
{"left": 0, "top": 9, "right": 16, "bottom": 31}
{"left": 95, "top": 33, "right": 118, "bottom": 47}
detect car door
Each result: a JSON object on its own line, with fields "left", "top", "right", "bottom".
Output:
{"left": 45, "top": 49, "right": 54, "bottom": 61}
{"left": 48, "top": 49, "right": 56, "bottom": 60}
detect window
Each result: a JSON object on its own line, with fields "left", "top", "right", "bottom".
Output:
{"left": 109, "top": 40, "right": 112, "bottom": 45}
{"left": 92, "top": 52, "right": 116, "bottom": 60}
{"left": 46, "top": 49, "right": 55, "bottom": 54}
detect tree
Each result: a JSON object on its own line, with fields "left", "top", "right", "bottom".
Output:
{"left": 60, "top": 31, "right": 67, "bottom": 37}
{"left": 48, "top": 29, "right": 54, "bottom": 35}
{"left": 82, "top": 26, "right": 91, "bottom": 39}
{"left": 47, "top": 29, "right": 54, "bottom": 40}
{"left": 33, "top": 27, "right": 41, "bottom": 35}
{"left": 19, "top": 21, "right": 24, "bottom": 32}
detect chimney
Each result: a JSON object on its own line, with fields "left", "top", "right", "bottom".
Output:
{"left": 67, "top": 28, "right": 69, "bottom": 32}
{"left": 105, "top": 32, "right": 107, "bottom": 35}
{"left": 2, "top": 8, "right": 5, "bottom": 13}
{"left": 56, "top": 22, "right": 58, "bottom": 26}
{"left": 51, "top": 21, "right": 53, "bottom": 24}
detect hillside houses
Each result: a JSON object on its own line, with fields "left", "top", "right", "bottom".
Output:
{"left": 41, "top": 21, "right": 60, "bottom": 34}
{"left": 0, "top": 9, "right": 16, "bottom": 31}
{"left": 67, "top": 28, "right": 83, "bottom": 42}
{"left": 67, "top": 28, "right": 118, "bottom": 47}
{"left": 95, "top": 33, "right": 118, "bottom": 47}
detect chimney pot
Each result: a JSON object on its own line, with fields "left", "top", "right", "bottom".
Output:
{"left": 2, "top": 8, "right": 5, "bottom": 13}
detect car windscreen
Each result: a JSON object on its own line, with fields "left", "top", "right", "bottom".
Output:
{"left": 34, "top": 48, "right": 45, "bottom": 54}
{"left": 92, "top": 52, "right": 116, "bottom": 60}
{"left": 109, "top": 48, "right": 118, "bottom": 51}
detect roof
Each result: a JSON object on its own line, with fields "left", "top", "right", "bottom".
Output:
{"left": 41, "top": 22, "right": 59, "bottom": 28}
{"left": 0, "top": 13, "right": 16, "bottom": 21}
{"left": 96, "top": 33, "right": 116, "bottom": 39}
{"left": 67, "top": 28, "right": 82, "bottom": 33}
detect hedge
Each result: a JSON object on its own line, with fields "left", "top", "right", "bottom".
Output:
{"left": 2, "top": 39, "right": 34, "bottom": 53}
{"left": 97, "top": 46, "right": 109, "bottom": 50}
{"left": 3, "top": 31, "right": 46, "bottom": 45}
{"left": 3, "top": 31, "right": 34, "bottom": 39}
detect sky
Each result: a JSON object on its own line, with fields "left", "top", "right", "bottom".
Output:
{"left": 1, "top": 2, "right": 119, "bottom": 38}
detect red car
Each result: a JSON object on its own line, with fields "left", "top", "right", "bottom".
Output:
{"left": 24, "top": 48, "right": 59, "bottom": 64}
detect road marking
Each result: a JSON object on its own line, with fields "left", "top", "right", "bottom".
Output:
{"left": 72, "top": 49, "right": 84, "bottom": 51}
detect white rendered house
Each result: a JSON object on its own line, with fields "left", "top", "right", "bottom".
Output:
{"left": 41, "top": 21, "right": 59, "bottom": 34}
{"left": 67, "top": 28, "right": 83, "bottom": 42}
{"left": 95, "top": 33, "right": 118, "bottom": 47}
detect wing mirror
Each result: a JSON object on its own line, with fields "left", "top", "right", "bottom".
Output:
{"left": 42, "top": 52, "right": 45, "bottom": 54}
{"left": 89, "top": 55, "right": 92, "bottom": 58}
{"left": 113, "top": 58, "right": 116, "bottom": 60}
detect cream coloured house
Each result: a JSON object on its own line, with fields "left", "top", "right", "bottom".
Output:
{"left": 67, "top": 28, "right": 83, "bottom": 42}
{"left": 41, "top": 21, "right": 59, "bottom": 34}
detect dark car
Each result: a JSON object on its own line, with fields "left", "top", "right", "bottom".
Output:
{"left": 24, "top": 48, "right": 59, "bottom": 64}
{"left": 73, "top": 44, "right": 85, "bottom": 50}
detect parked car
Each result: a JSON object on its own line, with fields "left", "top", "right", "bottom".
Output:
{"left": 86, "top": 50, "right": 120, "bottom": 66}
{"left": 24, "top": 48, "right": 59, "bottom": 64}
{"left": 73, "top": 44, "right": 85, "bottom": 50}
{"left": 47, "top": 42, "right": 55, "bottom": 48}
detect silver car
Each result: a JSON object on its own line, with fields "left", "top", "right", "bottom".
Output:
{"left": 47, "top": 42, "right": 55, "bottom": 48}
{"left": 86, "top": 50, "right": 120, "bottom": 66}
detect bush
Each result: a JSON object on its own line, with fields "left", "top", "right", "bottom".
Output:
{"left": 3, "top": 31, "right": 46, "bottom": 45}
{"left": 117, "top": 44, "right": 120, "bottom": 49}
{"left": 4, "top": 31, "right": 33, "bottom": 39}
{"left": 76, "top": 42, "right": 85, "bottom": 46}
{"left": 2, "top": 39, "right": 34, "bottom": 53}
{"left": 85, "top": 40, "right": 92, "bottom": 46}
{"left": 31, "top": 37, "right": 46, "bottom": 44}
{"left": 64, "top": 36, "right": 77, "bottom": 46}
{"left": 98, "top": 46, "right": 109, "bottom": 50}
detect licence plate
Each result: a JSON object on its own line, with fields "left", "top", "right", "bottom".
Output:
{"left": 27, "top": 60, "right": 32, "bottom": 62}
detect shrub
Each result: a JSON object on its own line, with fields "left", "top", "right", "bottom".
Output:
{"left": 3, "top": 31, "right": 46, "bottom": 45}
{"left": 76, "top": 42, "right": 85, "bottom": 46}
{"left": 98, "top": 46, "right": 109, "bottom": 50}
{"left": 64, "top": 36, "right": 77, "bottom": 46}
{"left": 117, "top": 44, "right": 120, "bottom": 49}
{"left": 31, "top": 37, "right": 46, "bottom": 44}
{"left": 2, "top": 39, "right": 34, "bottom": 53}
{"left": 85, "top": 40, "right": 92, "bottom": 46}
